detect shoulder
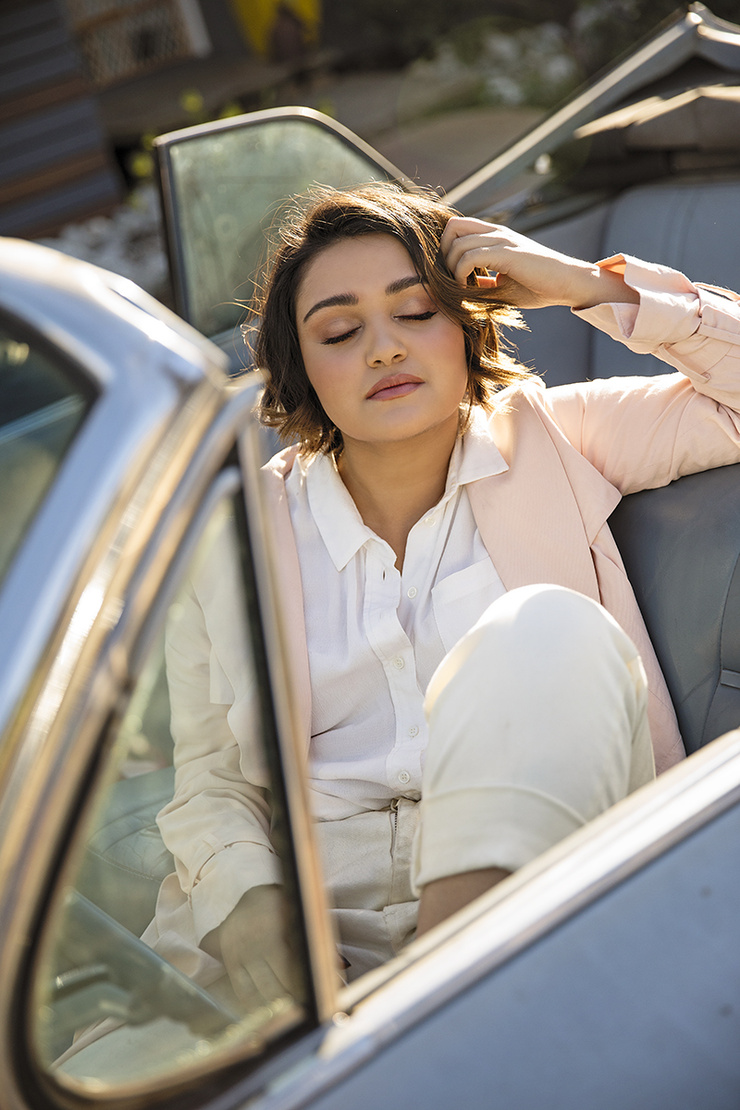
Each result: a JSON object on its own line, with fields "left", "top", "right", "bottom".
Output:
{"left": 261, "top": 443, "right": 302, "bottom": 483}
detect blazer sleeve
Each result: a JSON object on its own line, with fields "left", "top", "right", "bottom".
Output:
{"left": 157, "top": 509, "right": 283, "bottom": 944}
{"left": 544, "top": 255, "right": 740, "bottom": 495}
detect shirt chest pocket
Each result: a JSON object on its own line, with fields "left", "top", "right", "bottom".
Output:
{"left": 432, "top": 557, "right": 505, "bottom": 654}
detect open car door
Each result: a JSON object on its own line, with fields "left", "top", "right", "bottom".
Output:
{"left": 155, "top": 106, "right": 410, "bottom": 362}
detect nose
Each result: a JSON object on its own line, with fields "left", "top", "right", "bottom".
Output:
{"left": 366, "top": 319, "right": 406, "bottom": 366}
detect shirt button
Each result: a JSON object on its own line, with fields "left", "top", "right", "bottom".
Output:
{"left": 393, "top": 656, "right": 405, "bottom": 670}
{"left": 407, "top": 586, "right": 417, "bottom": 599}
{"left": 398, "top": 770, "right": 411, "bottom": 785}
{"left": 408, "top": 725, "right": 419, "bottom": 737}
{"left": 425, "top": 515, "right": 437, "bottom": 527}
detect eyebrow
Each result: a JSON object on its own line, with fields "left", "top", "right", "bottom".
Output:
{"left": 302, "top": 274, "right": 421, "bottom": 323}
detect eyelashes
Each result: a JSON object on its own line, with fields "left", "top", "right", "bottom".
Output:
{"left": 321, "top": 310, "right": 437, "bottom": 345}
{"left": 404, "top": 310, "right": 437, "bottom": 322}
{"left": 323, "top": 328, "right": 359, "bottom": 346}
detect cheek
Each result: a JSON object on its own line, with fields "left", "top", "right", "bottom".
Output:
{"left": 302, "top": 349, "right": 334, "bottom": 397}
{"left": 300, "top": 348, "right": 347, "bottom": 422}
{"left": 437, "top": 323, "right": 469, "bottom": 390}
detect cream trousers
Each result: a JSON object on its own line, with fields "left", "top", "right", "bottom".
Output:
{"left": 315, "top": 584, "right": 656, "bottom": 979}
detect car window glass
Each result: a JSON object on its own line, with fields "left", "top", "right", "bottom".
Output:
{"left": 0, "top": 322, "right": 93, "bottom": 585}
{"left": 31, "top": 488, "right": 311, "bottom": 1095}
{"left": 163, "top": 116, "right": 395, "bottom": 339}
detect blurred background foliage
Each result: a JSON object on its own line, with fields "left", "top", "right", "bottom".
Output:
{"left": 319, "top": 0, "right": 740, "bottom": 74}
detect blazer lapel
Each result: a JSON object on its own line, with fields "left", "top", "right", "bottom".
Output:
{"left": 469, "top": 389, "right": 621, "bottom": 600}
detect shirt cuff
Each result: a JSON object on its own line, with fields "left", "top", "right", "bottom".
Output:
{"left": 190, "top": 841, "right": 282, "bottom": 942}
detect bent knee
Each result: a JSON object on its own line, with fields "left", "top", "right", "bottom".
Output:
{"left": 425, "top": 584, "right": 643, "bottom": 716}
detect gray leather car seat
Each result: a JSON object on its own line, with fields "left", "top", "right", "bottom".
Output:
{"left": 77, "top": 766, "right": 175, "bottom": 937}
{"left": 513, "top": 177, "right": 740, "bottom": 386}
{"left": 610, "top": 461, "right": 740, "bottom": 755}
{"left": 512, "top": 177, "right": 740, "bottom": 753}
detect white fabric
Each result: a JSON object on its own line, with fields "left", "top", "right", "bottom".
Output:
{"left": 313, "top": 584, "right": 653, "bottom": 976}
{"left": 414, "top": 583, "right": 654, "bottom": 890}
{"left": 286, "top": 409, "right": 507, "bottom": 819}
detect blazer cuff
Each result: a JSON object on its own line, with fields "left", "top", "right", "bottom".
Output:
{"left": 572, "top": 254, "right": 703, "bottom": 351}
{"left": 190, "top": 841, "right": 282, "bottom": 942}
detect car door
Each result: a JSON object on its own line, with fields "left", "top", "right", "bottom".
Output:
{"left": 155, "top": 105, "right": 410, "bottom": 366}
{"left": 0, "top": 246, "right": 343, "bottom": 1108}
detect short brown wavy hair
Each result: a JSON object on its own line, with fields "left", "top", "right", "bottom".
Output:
{"left": 253, "top": 182, "right": 532, "bottom": 455}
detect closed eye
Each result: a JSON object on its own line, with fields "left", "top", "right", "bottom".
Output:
{"left": 321, "top": 310, "right": 436, "bottom": 345}
{"left": 322, "top": 327, "right": 360, "bottom": 345}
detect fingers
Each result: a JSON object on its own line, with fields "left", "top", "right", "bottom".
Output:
{"left": 440, "top": 216, "right": 597, "bottom": 309}
{"left": 441, "top": 216, "right": 512, "bottom": 286}
{"left": 214, "top": 886, "right": 301, "bottom": 1011}
{"left": 225, "top": 950, "right": 297, "bottom": 1008}
{"left": 440, "top": 214, "right": 500, "bottom": 254}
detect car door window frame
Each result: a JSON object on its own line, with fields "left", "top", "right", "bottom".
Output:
{"left": 155, "top": 105, "right": 409, "bottom": 342}
{"left": 17, "top": 447, "right": 337, "bottom": 1107}
{"left": 0, "top": 304, "right": 98, "bottom": 588}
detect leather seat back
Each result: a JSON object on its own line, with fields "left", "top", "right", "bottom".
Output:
{"left": 512, "top": 178, "right": 740, "bottom": 386}
{"left": 609, "top": 461, "right": 740, "bottom": 754}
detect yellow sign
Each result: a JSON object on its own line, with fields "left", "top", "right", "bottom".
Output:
{"left": 231, "top": 0, "right": 320, "bottom": 57}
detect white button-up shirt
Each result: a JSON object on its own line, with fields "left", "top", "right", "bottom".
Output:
{"left": 286, "top": 410, "right": 509, "bottom": 820}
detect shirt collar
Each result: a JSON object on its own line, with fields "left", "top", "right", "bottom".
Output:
{"left": 300, "top": 407, "right": 508, "bottom": 572}
{"left": 301, "top": 452, "right": 376, "bottom": 571}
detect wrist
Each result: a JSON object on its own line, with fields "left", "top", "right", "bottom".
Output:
{"left": 571, "top": 264, "right": 640, "bottom": 311}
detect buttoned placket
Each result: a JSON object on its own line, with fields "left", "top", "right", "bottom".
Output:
{"left": 295, "top": 418, "right": 509, "bottom": 815}
{"left": 362, "top": 538, "right": 426, "bottom": 797}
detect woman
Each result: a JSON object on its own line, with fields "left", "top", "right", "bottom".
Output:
{"left": 154, "top": 182, "right": 740, "bottom": 997}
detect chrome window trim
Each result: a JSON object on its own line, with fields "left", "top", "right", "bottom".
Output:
{"left": 239, "top": 422, "right": 340, "bottom": 1031}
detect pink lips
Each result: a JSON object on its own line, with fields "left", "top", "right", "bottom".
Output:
{"left": 366, "top": 374, "right": 424, "bottom": 400}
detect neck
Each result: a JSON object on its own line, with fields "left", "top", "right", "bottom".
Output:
{"left": 338, "top": 415, "right": 460, "bottom": 569}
